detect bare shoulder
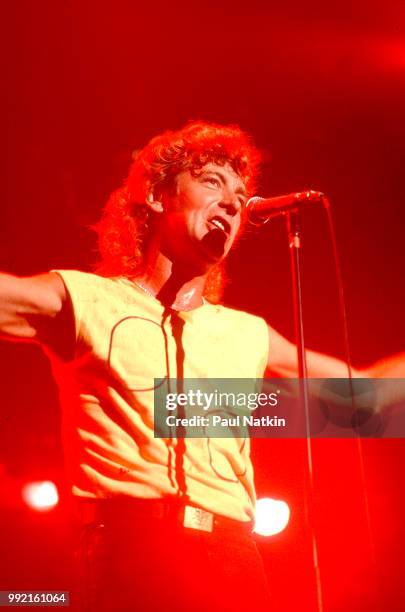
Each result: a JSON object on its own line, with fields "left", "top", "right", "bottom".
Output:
{"left": 15, "top": 272, "right": 67, "bottom": 320}
{"left": 0, "top": 271, "right": 68, "bottom": 341}
{"left": 24, "top": 271, "right": 67, "bottom": 300}
{"left": 266, "top": 324, "right": 298, "bottom": 377}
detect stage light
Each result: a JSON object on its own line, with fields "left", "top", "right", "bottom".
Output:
{"left": 254, "top": 497, "right": 290, "bottom": 536}
{"left": 21, "top": 481, "right": 59, "bottom": 511}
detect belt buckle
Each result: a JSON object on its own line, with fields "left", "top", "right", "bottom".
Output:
{"left": 183, "top": 505, "right": 214, "bottom": 532}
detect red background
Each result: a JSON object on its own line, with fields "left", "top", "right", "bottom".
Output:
{"left": 1, "top": 1, "right": 405, "bottom": 610}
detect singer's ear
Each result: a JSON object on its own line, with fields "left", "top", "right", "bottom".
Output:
{"left": 145, "top": 190, "right": 164, "bottom": 214}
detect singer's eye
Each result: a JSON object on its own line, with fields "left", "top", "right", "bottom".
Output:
{"left": 204, "top": 176, "right": 221, "bottom": 188}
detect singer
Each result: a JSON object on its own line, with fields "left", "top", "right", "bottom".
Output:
{"left": 0, "top": 121, "right": 403, "bottom": 611}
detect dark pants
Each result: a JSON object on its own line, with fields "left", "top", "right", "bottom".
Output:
{"left": 73, "top": 499, "right": 271, "bottom": 611}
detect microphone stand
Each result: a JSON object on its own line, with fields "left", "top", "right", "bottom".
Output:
{"left": 286, "top": 209, "right": 323, "bottom": 612}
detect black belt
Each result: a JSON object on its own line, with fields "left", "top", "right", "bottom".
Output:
{"left": 75, "top": 497, "right": 254, "bottom": 534}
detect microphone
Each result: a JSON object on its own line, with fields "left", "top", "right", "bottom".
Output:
{"left": 246, "top": 190, "right": 324, "bottom": 224}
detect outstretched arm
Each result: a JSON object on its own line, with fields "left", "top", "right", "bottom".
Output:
{"left": 266, "top": 324, "right": 405, "bottom": 378}
{"left": 0, "top": 272, "right": 66, "bottom": 341}
{"left": 265, "top": 324, "right": 405, "bottom": 409}
{"left": 265, "top": 324, "right": 360, "bottom": 379}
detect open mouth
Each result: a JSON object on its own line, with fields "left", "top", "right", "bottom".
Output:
{"left": 208, "top": 216, "right": 231, "bottom": 235}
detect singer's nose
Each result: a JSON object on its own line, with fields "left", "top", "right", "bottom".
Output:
{"left": 219, "top": 192, "right": 242, "bottom": 216}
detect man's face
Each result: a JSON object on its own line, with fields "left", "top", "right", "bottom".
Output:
{"left": 159, "top": 162, "right": 248, "bottom": 271}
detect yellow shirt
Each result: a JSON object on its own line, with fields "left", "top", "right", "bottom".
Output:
{"left": 52, "top": 271, "right": 268, "bottom": 521}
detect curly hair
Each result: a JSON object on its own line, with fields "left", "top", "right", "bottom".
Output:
{"left": 94, "top": 121, "right": 261, "bottom": 302}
